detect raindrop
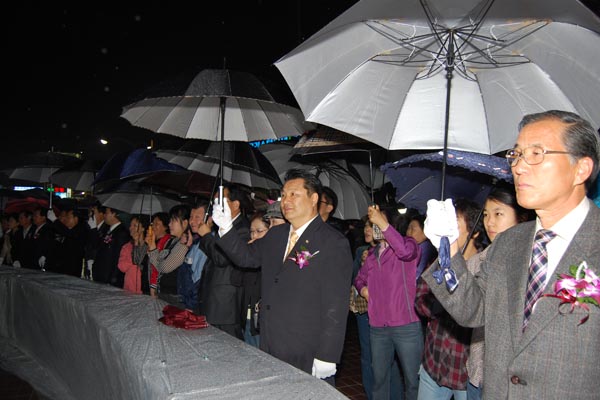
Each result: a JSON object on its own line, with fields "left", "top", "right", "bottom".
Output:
{"left": 134, "top": 15, "right": 141, "bottom": 22}
{"left": 61, "top": 123, "right": 68, "bottom": 129}
{"left": 100, "top": 48, "right": 108, "bottom": 55}
{"left": 104, "top": 86, "right": 110, "bottom": 92}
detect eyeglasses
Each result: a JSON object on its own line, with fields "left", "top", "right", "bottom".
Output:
{"left": 250, "top": 228, "right": 268, "bottom": 235}
{"left": 505, "top": 146, "right": 571, "bottom": 167}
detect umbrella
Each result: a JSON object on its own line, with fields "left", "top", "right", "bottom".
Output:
{"left": 93, "top": 148, "right": 185, "bottom": 191}
{"left": 95, "top": 182, "right": 182, "bottom": 215}
{"left": 291, "top": 129, "right": 393, "bottom": 201}
{"left": 121, "top": 68, "right": 312, "bottom": 204}
{"left": 50, "top": 159, "right": 104, "bottom": 192}
{"left": 381, "top": 150, "right": 513, "bottom": 213}
{"left": 275, "top": 0, "right": 600, "bottom": 155}
{"left": 259, "top": 142, "right": 371, "bottom": 220}
{"left": 1, "top": 152, "right": 79, "bottom": 184}
{"left": 155, "top": 139, "right": 282, "bottom": 191}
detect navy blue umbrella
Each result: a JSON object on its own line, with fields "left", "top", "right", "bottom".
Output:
{"left": 382, "top": 150, "right": 513, "bottom": 213}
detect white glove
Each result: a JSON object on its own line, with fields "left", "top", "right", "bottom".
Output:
{"left": 47, "top": 209, "right": 57, "bottom": 222}
{"left": 424, "top": 199, "right": 459, "bottom": 249}
{"left": 13, "top": 260, "right": 22, "bottom": 268}
{"left": 211, "top": 197, "right": 233, "bottom": 235}
{"left": 87, "top": 259, "right": 94, "bottom": 272}
{"left": 88, "top": 216, "right": 97, "bottom": 229}
{"left": 312, "top": 358, "right": 337, "bottom": 379}
{"left": 39, "top": 256, "right": 46, "bottom": 269}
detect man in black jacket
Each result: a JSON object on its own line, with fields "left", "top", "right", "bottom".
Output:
{"left": 91, "top": 207, "right": 129, "bottom": 287}
{"left": 197, "top": 185, "right": 250, "bottom": 340}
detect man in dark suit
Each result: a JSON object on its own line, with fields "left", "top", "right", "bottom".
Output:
{"left": 12, "top": 210, "right": 35, "bottom": 269}
{"left": 423, "top": 110, "right": 600, "bottom": 399}
{"left": 197, "top": 185, "right": 250, "bottom": 339}
{"left": 91, "top": 207, "right": 129, "bottom": 287}
{"left": 31, "top": 207, "right": 54, "bottom": 270}
{"left": 84, "top": 202, "right": 109, "bottom": 279}
{"left": 211, "top": 169, "right": 353, "bottom": 381}
{"left": 45, "top": 207, "right": 88, "bottom": 277}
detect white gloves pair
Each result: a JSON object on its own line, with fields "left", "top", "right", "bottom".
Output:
{"left": 312, "top": 358, "right": 336, "bottom": 379}
{"left": 424, "top": 199, "right": 459, "bottom": 249}
{"left": 211, "top": 197, "right": 233, "bottom": 236}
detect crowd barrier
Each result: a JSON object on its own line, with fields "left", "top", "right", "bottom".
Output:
{"left": 0, "top": 266, "right": 347, "bottom": 399}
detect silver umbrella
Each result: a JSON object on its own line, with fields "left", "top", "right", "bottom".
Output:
{"left": 121, "top": 68, "right": 312, "bottom": 204}
{"left": 275, "top": 0, "right": 600, "bottom": 156}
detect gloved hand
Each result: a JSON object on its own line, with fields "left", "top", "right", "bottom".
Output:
{"left": 47, "top": 209, "right": 57, "bottom": 222}
{"left": 38, "top": 256, "right": 46, "bottom": 269}
{"left": 88, "top": 216, "right": 97, "bottom": 229}
{"left": 13, "top": 260, "right": 22, "bottom": 268}
{"left": 211, "top": 197, "right": 233, "bottom": 234}
{"left": 424, "top": 199, "right": 459, "bottom": 249}
{"left": 312, "top": 358, "right": 337, "bottom": 379}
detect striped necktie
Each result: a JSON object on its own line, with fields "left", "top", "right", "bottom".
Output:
{"left": 523, "top": 229, "right": 556, "bottom": 330}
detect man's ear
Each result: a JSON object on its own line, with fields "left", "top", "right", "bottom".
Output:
{"left": 574, "top": 156, "right": 593, "bottom": 186}
{"left": 310, "top": 192, "right": 320, "bottom": 207}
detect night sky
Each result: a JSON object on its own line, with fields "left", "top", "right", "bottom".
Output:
{"left": 6, "top": 0, "right": 600, "bottom": 160}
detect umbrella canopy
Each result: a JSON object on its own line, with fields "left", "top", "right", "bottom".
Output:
{"left": 382, "top": 150, "right": 513, "bottom": 213}
{"left": 259, "top": 143, "right": 371, "bottom": 220}
{"left": 121, "top": 69, "right": 312, "bottom": 141}
{"left": 1, "top": 152, "right": 79, "bottom": 184}
{"left": 93, "top": 148, "right": 185, "bottom": 190}
{"left": 291, "top": 129, "right": 391, "bottom": 194}
{"left": 95, "top": 182, "right": 182, "bottom": 215}
{"left": 50, "top": 159, "right": 104, "bottom": 192}
{"left": 156, "top": 140, "right": 282, "bottom": 191}
{"left": 275, "top": 0, "right": 600, "bottom": 155}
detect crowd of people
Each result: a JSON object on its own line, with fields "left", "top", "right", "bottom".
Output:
{"left": 1, "top": 109, "right": 599, "bottom": 400}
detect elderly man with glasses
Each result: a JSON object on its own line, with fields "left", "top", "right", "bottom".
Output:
{"left": 422, "top": 110, "right": 600, "bottom": 400}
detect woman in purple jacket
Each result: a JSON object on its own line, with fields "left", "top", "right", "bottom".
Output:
{"left": 354, "top": 205, "right": 423, "bottom": 400}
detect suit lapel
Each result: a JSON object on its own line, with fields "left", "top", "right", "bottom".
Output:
{"left": 507, "top": 223, "right": 537, "bottom": 348}
{"left": 517, "top": 205, "right": 600, "bottom": 351}
{"left": 282, "top": 217, "right": 323, "bottom": 267}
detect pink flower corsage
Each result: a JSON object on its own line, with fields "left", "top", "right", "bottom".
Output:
{"left": 544, "top": 261, "right": 600, "bottom": 325}
{"left": 103, "top": 234, "right": 113, "bottom": 245}
{"left": 289, "top": 246, "right": 320, "bottom": 269}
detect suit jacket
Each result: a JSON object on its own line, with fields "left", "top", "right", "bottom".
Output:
{"left": 13, "top": 225, "right": 35, "bottom": 268}
{"left": 32, "top": 222, "right": 55, "bottom": 268}
{"left": 92, "top": 223, "right": 130, "bottom": 287}
{"left": 423, "top": 201, "right": 600, "bottom": 399}
{"left": 45, "top": 222, "right": 88, "bottom": 277}
{"left": 218, "top": 216, "right": 353, "bottom": 373}
{"left": 198, "top": 215, "right": 249, "bottom": 326}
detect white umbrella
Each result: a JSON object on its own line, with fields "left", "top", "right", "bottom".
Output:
{"left": 275, "top": 0, "right": 600, "bottom": 155}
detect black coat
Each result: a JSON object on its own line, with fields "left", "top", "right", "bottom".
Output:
{"left": 31, "top": 222, "right": 55, "bottom": 268}
{"left": 92, "top": 223, "right": 130, "bottom": 287}
{"left": 45, "top": 222, "right": 88, "bottom": 277}
{"left": 198, "top": 215, "right": 249, "bottom": 326}
{"left": 218, "top": 216, "right": 353, "bottom": 373}
{"left": 12, "top": 225, "right": 35, "bottom": 268}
